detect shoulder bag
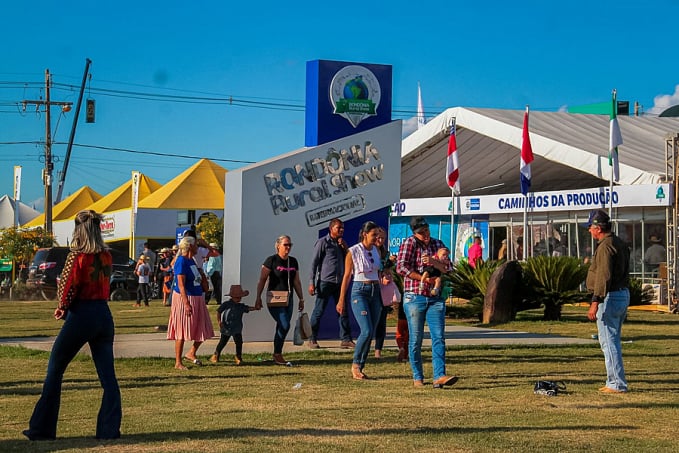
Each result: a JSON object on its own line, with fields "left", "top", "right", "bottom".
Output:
{"left": 266, "top": 257, "right": 291, "bottom": 308}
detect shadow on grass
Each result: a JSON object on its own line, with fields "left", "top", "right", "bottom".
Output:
{"left": 0, "top": 423, "right": 640, "bottom": 450}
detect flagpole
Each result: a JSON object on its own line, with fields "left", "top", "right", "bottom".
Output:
{"left": 609, "top": 90, "right": 616, "bottom": 220}
{"left": 446, "top": 116, "right": 459, "bottom": 261}
{"left": 520, "top": 104, "right": 534, "bottom": 260}
{"left": 450, "top": 188, "right": 455, "bottom": 262}
{"left": 417, "top": 82, "right": 425, "bottom": 130}
{"left": 608, "top": 88, "right": 623, "bottom": 222}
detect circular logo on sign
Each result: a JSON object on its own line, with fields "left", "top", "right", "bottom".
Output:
{"left": 330, "top": 65, "right": 381, "bottom": 128}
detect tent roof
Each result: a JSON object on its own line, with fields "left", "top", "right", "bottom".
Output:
{"left": 138, "top": 158, "right": 227, "bottom": 209}
{"left": 0, "top": 195, "right": 40, "bottom": 229}
{"left": 88, "top": 174, "right": 162, "bottom": 213}
{"left": 401, "top": 107, "right": 679, "bottom": 198}
{"left": 23, "top": 186, "right": 103, "bottom": 228}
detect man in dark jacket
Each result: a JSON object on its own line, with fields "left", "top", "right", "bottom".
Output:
{"left": 586, "top": 209, "right": 630, "bottom": 394}
{"left": 307, "top": 218, "right": 353, "bottom": 348}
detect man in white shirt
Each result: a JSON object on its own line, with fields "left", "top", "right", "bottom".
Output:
{"left": 134, "top": 255, "right": 151, "bottom": 307}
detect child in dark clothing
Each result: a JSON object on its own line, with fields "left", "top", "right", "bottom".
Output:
{"left": 420, "top": 247, "right": 452, "bottom": 296}
{"left": 210, "top": 285, "right": 256, "bottom": 365}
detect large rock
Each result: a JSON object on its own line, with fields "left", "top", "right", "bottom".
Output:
{"left": 483, "top": 261, "right": 523, "bottom": 324}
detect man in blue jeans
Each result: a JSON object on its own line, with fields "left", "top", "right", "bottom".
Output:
{"left": 586, "top": 209, "right": 630, "bottom": 393}
{"left": 397, "top": 216, "right": 458, "bottom": 389}
{"left": 307, "top": 218, "right": 354, "bottom": 349}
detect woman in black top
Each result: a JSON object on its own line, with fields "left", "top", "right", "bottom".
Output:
{"left": 254, "top": 235, "right": 305, "bottom": 365}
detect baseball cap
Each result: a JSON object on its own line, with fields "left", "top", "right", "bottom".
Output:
{"left": 410, "top": 216, "right": 429, "bottom": 233}
{"left": 587, "top": 209, "right": 610, "bottom": 227}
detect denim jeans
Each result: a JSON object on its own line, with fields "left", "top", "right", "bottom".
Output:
{"left": 374, "top": 305, "right": 389, "bottom": 351}
{"left": 310, "top": 281, "right": 351, "bottom": 341}
{"left": 596, "top": 288, "right": 630, "bottom": 391}
{"left": 403, "top": 292, "right": 447, "bottom": 382}
{"left": 26, "top": 300, "right": 122, "bottom": 440}
{"left": 266, "top": 294, "right": 294, "bottom": 354}
{"left": 349, "top": 282, "right": 382, "bottom": 369}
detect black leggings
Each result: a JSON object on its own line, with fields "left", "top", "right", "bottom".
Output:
{"left": 215, "top": 333, "right": 243, "bottom": 357}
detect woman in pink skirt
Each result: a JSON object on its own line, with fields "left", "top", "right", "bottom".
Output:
{"left": 167, "top": 236, "right": 214, "bottom": 370}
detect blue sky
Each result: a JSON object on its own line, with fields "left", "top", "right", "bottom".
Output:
{"left": 2, "top": 0, "right": 679, "bottom": 210}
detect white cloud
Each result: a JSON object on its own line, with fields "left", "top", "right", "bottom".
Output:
{"left": 648, "top": 84, "right": 679, "bottom": 115}
{"left": 401, "top": 116, "right": 419, "bottom": 138}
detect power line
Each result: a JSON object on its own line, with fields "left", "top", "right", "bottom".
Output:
{"left": 0, "top": 140, "right": 255, "bottom": 165}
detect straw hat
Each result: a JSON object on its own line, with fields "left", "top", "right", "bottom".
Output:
{"left": 226, "top": 285, "right": 250, "bottom": 298}
{"left": 209, "top": 242, "right": 219, "bottom": 248}
{"left": 160, "top": 247, "right": 170, "bottom": 253}
{"left": 171, "top": 244, "right": 179, "bottom": 251}
{"left": 650, "top": 235, "right": 662, "bottom": 243}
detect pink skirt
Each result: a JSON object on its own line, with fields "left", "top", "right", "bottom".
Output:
{"left": 167, "top": 292, "right": 214, "bottom": 341}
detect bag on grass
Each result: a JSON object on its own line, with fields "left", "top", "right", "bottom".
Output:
{"left": 533, "top": 380, "right": 566, "bottom": 396}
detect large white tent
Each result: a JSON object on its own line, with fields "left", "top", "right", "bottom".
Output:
{"left": 0, "top": 195, "right": 40, "bottom": 229}
{"left": 401, "top": 107, "right": 679, "bottom": 198}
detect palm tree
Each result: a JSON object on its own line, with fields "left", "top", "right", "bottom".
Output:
{"left": 521, "top": 256, "right": 589, "bottom": 320}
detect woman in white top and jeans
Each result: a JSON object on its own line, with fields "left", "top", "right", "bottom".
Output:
{"left": 338, "top": 221, "right": 383, "bottom": 380}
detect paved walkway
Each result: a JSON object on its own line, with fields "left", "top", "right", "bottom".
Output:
{"left": 0, "top": 325, "right": 593, "bottom": 359}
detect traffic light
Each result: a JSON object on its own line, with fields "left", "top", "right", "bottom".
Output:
{"left": 86, "top": 99, "right": 95, "bottom": 123}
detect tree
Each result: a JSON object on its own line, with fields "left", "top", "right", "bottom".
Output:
{"left": 0, "top": 227, "right": 55, "bottom": 272}
{"left": 196, "top": 216, "right": 224, "bottom": 248}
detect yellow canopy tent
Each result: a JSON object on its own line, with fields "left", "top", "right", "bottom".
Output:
{"left": 87, "top": 174, "right": 162, "bottom": 213}
{"left": 138, "top": 158, "right": 227, "bottom": 210}
{"left": 22, "top": 186, "right": 102, "bottom": 228}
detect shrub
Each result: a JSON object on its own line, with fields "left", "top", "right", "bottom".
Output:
{"left": 444, "top": 260, "right": 502, "bottom": 319}
{"left": 521, "top": 256, "right": 590, "bottom": 320}
{"left": 628, "top": 278, "right": 655, "bottom": 306}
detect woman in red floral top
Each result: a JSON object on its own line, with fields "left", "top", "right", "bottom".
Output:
{"left": 24, "top": 210, "right": 122, "bottom": 441}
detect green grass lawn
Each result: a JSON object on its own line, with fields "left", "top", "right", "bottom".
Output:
{"left": 0, "top": 301, "right": 677, "bottom": 452}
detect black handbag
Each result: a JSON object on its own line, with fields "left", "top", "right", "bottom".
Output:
{"left": 533, "top": 380, "right": 566, "bottom": 396}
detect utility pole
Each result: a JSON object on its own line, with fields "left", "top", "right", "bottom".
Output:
{"left": 22, "top": 69, "right": 72, "bottom": 235}
{"left": 56, "top": 58, "right": 91, "bottom": 204}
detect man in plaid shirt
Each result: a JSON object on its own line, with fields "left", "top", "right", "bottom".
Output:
{"left": 396, "top": 216, "right": 459, "bottom": 389}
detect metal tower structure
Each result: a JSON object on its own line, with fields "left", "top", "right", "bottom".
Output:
{"left": 665, "top": 133, "right": 679, "bottom": 313}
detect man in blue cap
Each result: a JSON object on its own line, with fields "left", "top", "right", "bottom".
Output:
{"left": 585, "top": 209, "right": 630, "bottom": 393}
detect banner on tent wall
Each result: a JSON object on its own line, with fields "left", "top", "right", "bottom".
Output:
{"left": 390, "top": 184, "right": 671, "bottom": 217}
{"left": 305, "top": 60, "right": 392, "bottom": 147}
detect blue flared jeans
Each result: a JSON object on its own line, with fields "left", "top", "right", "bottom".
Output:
{"left": 26, "top": 300, "right": 122, "bottom": 440}
{"left": 349, "top": 282, "right": 382, "bottom": 369}
{"left": 596, "top": 288, "right": 630, "bottom": 391}
{"left": 403, "top": 292, "right": 447, "bottom": 382}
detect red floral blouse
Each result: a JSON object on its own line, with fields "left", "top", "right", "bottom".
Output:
{"left": 57, "top": 250, "right": 112, "bottom": 310}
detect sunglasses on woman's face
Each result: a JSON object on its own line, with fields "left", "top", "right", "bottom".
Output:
{"left": 281, "top": 243, "right": 293, "bottom": 248}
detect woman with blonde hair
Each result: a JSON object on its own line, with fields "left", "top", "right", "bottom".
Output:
{"left": 254, "top": 235, "right": 305, "bottom": 366}
{"left": 167, "top": 236, "right": 214, "bottom": 370}
{"left": 24, "top": 210, "right": 121, "bottom": 441}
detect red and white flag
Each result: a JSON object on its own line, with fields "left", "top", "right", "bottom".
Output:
{"left": 520, "top": 107, "right": 534, "bottom": 195}
{"left": 447, "top": 119, "right": 460, "bottom": 194}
